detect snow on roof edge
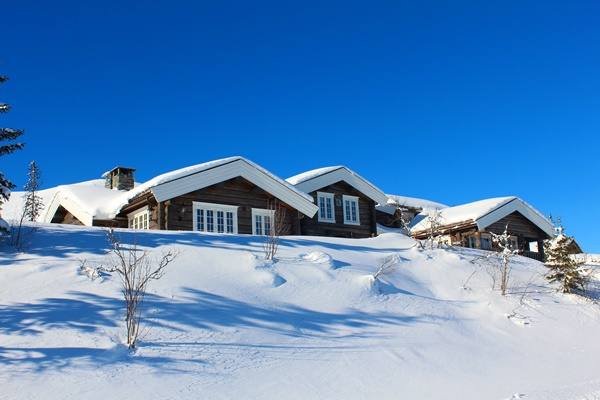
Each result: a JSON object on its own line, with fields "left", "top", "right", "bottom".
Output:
{"left": 38, "top": 157, "right": 316, "bottom": 222}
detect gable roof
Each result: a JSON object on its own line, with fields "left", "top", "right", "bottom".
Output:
{"left": 286, "top": 166, "right": 389, "bottom": 206}
{"left": 31, "top": 157, "right": 318, "bottom": 226}
{"left": 144, "top": 157, "right": 317, "bottom": 217}
{"left": 410, "top": 196, "right": 555, "bottom": 238}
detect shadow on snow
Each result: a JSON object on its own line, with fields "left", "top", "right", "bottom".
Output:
{"left": 0, "top": 288, "right": 447, "bottom": 372}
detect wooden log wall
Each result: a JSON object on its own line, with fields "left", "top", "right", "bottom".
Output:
{"left": 300, "top": 181, "right": 376, "bottom": 238}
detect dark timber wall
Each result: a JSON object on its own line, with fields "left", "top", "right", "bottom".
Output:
{"left": 300, "top": 181, "right": 377, "bottom": 238}
{"left": 485, "top": 211, "right": 549, "bottom": 241}
{"left": 120, "top": 176, "right": 301, "bottom": 234}
{"left": 51, "top": 206, "right": 84, "bottom": 225}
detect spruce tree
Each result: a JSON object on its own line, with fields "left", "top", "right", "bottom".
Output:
{"left": 544, "top": 234, "right": 586, "bottom": 293}
{"left": 23, "top": 161, "right": 43, "bottom": 222}
{"left": 0, "top": 75, "right": 25, "bottom": 233}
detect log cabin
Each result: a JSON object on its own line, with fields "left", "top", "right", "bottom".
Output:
{"left": 409, "top": 197, "right": 555, "bottom": 261}
{"left": 286, "top": 166, "right": 389, "bottom": 238}
{"left": 42, "top": 157, "right": 319, "bottom": 236}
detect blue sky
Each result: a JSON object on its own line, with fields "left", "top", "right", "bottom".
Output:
{"left": 2, "top": 1, "right": 599, "bottom": 251}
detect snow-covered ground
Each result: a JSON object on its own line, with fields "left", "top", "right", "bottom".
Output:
{"left": 1, "top": 224, "right": 600, "bottom": 400}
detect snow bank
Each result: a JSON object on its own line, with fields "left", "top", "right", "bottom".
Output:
{"left": 1, "top": 224, "right": 600, "bottom": 400}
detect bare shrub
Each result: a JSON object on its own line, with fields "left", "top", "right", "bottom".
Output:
{"left": 423, "top": 209, "right": 444, "bottom": 250}
{"left": 263, "top": 198, "right": 287, "bottom": 261}
{"left": 373, "top": 254, "right": 403, "bottom": 280}
{"left": 106, "top": 229, "right": 177, "bottom": 349}
{"left": 470, "top": 225, "right": 518, "bottom": 296}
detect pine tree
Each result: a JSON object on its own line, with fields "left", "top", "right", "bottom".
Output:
{"left": 23, "top": 161, "right": 43, "bottom": 222}
{"left": 544, "top": 234, "right": 586, "bottom": 293}
{"left": 0, "top": 75, "right": 25, "bottom": 233}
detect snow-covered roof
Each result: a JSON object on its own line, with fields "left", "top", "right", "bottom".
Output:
{"left": 376, "top": 194, "right": 448, "bottom": 215}
{"left": 4, "top": 157, "right": 319, "bottom": 226}
{"left": 286, "top": 166, "right": 389, "bottom": 206}
{"left": 1, "top": 179, "right": 125, "bottom": 226}
{"left": 286, "top": 166, "right": 343, "bottom": 186}
{"left": 143, "top": 157, "right": 317, "bottom": 217}
{"left": 410, "top": 196, "right": 555, "bottom": 237}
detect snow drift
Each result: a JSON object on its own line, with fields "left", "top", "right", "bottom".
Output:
{"left": 1, "top": 224, "right": 600, "bottom": 400}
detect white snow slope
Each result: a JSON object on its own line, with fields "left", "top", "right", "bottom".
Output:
{"left": 1, "top": 224, "right": 600, "bottom": 400}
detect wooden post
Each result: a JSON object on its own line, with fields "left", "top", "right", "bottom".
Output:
{"left": 538, "top": 239, "right": 545, "bottom": 261}
{"left": 157, "top": 201, "right": 163, "bottom": 230}
{"left": 295, "top": 212, "right": 302, "bottom": 235}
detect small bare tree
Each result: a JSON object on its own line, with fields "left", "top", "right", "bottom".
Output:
{"left": 470, "top": 225, "right": 518, "bottom": 296}
{"left": 424, "top": 209, "right": 444, "bottom": 249}
{"left": 490, "top": 225, "right": 519, "bottom": 296}
{"left": 263, "top": 198, "right": 287, "bottom": 261}
{"left": 373, "top": 254, "right": 402, "bottom": 281}
{"left": 106, "top": 229, "right": 177, "bottom": 349}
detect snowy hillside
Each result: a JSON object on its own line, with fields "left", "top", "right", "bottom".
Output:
{"left": 2, "top": 224, "right": 600, "bottom": 400}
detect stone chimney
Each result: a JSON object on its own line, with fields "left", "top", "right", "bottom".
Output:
{"left": 103, "top": 166, "right": 135, "bottom": 191}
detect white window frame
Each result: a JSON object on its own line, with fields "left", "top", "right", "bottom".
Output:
{"left": 192, "top": 201, "right": 238, "bottom": 234}
{"left": 128, "top": 206, "right": 150, "bottom": 230}
{"left": 342, "top": 195, "right": 360, "bottom": 225}
{"left": 317, "top": 192, "right": 335, "bottom": 223}
{"left": 251, "top": 208, "right": 275, "bottom": 236}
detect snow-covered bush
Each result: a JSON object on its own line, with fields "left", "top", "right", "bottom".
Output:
{"left": 78, "top": 259, "right": 104, "bottom": 281}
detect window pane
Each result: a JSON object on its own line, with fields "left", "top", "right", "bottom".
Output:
{"left": 196, "top": 209, "right": 204, "bottom": 231}
{"left": 217, "top": 211, "right": 224, "bottom": 233}
{"left": 255, "top": 215, "right": 263, "bottom": 235}
{"left": 326, "top": 198, "right": 332, "bottom": 219}
{"left": 319, "top": 196, "right": 326, "bottom": 219}
{"left": 226, "top": 212, "right": 234, "bottom": 233}
{"left": 351, "top": 201, "right": 357, "bottom": 222}
{"left": 264, "top": 215, "right": 271, "bottom": 236}
{"left": 345, "top": 200, "right": 350, "bottom": 221}
{"left": 207, "top": 210, "right": 214, "bottom": 232}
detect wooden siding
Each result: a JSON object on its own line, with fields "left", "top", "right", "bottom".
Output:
{"left": 485, "top": 211, "right": 549, "bottom": 240}
{"left": 157, "top": 176, "right": 300, "bottom": 234}
{"left": 119, "top": 192, "right": 160, "bottom": 230}
{"left": 50, "top": 206, "right": 84, "bottom": 225}
{"left": 300, "top": 181, "right": 377, "bottom": 238}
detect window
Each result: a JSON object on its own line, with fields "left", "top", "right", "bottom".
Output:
{"left": 317, "top": 192, "right": 335, "bottom": 223}
{"left": 467, "top": 236, "right": 477, "bottom": 248}
{"left": 193, "top": 202, "right": 238, "bottom": 234}
{"left": 252, "top": 208, "right": 275, "bottom": 236}
{"left": 342, "top": 195, "right": 360, "bottom": 225}
{"left": 128, "top": 207, "right": 150, "bottom": 230}
{"left": 480, "top": 234, "right": 492, "bottom": 250}
{"left": 529, "top": 241, "right": 539, "bottom": 253}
